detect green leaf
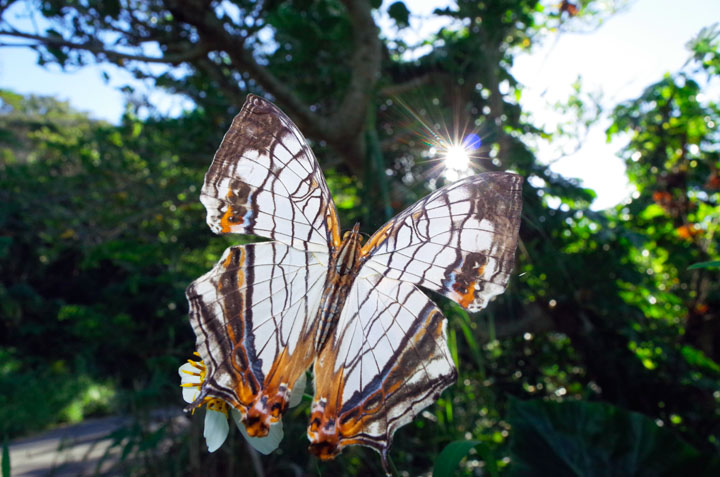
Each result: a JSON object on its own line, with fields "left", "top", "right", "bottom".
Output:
{"left": 688, "top": 260, "right": 720, "bottom": 270}
{"left": 433, "top": 440, "right": 481, "bottom": 477}
{"left": 433, "top": 439, "right": 498, "bottom": 477}
{"left": 387, "top": 2, "right": 410, "bottom": 29}
{"left": 681, "top": 345, "right": 720, "bottom": 373}
{"left": 507, "top": 399, "right": 720, "bottom": 476}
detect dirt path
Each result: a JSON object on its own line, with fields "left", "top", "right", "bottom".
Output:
{"left": 8, "top": 410, "right": 184, "bottom": 476}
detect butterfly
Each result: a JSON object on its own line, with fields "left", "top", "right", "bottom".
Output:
{"left": 183, "top": 94, "right": 523, "bottom": 471}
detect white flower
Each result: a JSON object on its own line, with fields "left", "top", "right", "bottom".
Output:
{"left": 178, "top": 355, "right": 308, "bottom": 454}
{"left": 204, "top": 401, "right": 230, "bottom": 452}
{"left": 178, "top": 360, "right": 203, "bottom": 403}
{"left": 179, "top": 357, "right": 229, "bottom": 452}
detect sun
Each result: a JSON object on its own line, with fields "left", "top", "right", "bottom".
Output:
{"left": 440, "top": 133, "right": 482, "bottom": 181}
{"left": 444, "top": 144, "right": 471, "bottom": 171}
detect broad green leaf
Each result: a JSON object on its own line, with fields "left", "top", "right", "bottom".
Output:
{"left": 688, "top": 260, "right": 720, "bottom": 270}
{"left": 507, "top": 399, "right": 720, "bottom": 476}
{"left": 433, "top": 439, "right": 498, "bottom": 476}
{"left": 434, "top": 440, "right": 481, "bottom": 477}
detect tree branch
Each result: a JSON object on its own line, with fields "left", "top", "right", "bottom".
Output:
{"left": 165, "top": 0, "right": 380, "bottom": 172}
{"left": 0, "top": 29, "right": 209, "bottom": 64}
{"left": 380, "top": 72, "right": 446, "bottom": 97}
{"left": 327, "top": 0, "right": 382, "bottom": 140}
{"left": 3, "top": 0, "right": 382, "bottom": 172}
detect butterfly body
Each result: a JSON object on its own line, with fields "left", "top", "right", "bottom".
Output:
{"left": 186, "top": 94, "right": 523, "bottom": 470}
{"left": 315, "top": 223, "right": 363, "bottom": 351}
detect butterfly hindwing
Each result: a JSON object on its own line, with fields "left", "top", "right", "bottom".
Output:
{"left": 187, "top": 241, "right": 325, "bottom": 433}
{"left": 361, "top": 173, "right": 523, "bottom": 312}
{"left": 200, "top": 94, "right": 341, "bottom": 253}
{"left": 309, "top": 274, "right": 457, "bottom": 462}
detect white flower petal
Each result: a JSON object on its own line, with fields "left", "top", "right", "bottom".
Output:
{"left": 204, "top": 409, "right": 229, "bottom": 452}
{"left": 289, "top": 372, "right": 306, "bottom": 408}
{"left": 182, "top": 386, "right": 200, "bottom": 404}
{"left": 231, "top": 409, "right": 284, "bottom": 455}
{"left": 178, "top": 362, "right": 201, "bottom": 385}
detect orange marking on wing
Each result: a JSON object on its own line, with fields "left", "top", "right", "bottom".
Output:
{"left": 221, "top": 248, "right": 246, "bottom": 286}
{"left": 360, "top": 221, "right": 394, "bottom": 257}
{"left": 219, "top": 205, "right": 238, "bottom": 233}
{"left": 455, "top": 264, "right": 486, "bottom": 308}
{"left": 311, "top": 308, "right": 449, "bottom": 460}
{"left": 453, "top": 279, "right": 474, "bottom": 308}
{"left": 224, "top": 324, "right": 257, "bottom": 408}
{"left": 432, "top": 311, "right": 445, "bottom": 338}
{"left": 326, "top": 208, "right": 342, "bottom": 250}
{"left": 308, "top": 362, "right": 345, "bottom": 458}
{"left": 219, "top": 187, "right": 247, "bottom": 233}
{"left": 236, "top": 249, "right": 246, "bottom": 286}
{"left": 244, "top": 337, "right": 316, "bottom": 437}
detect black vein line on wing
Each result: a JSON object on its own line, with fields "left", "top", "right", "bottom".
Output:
{"left": 354, "top": 277, "right": 391, "bottom": 433}
{"left": 211, "top": 153, "right": 327, "bottom": 218}
{"left": 372, "top": 283, "right": 438, "bottom": 379}
{"left": 340, "top": 279, "right": 446, "bottom": 413}
{"left": 337, "top": 282, "right": 371, "bottom": 372}
{"left": 368, "top": 284, "right": 432, "bottom": 412}
{"left": 372, "top": 239, "right": 515, "bottom": 263}
{"left": 263, "top": 127, "right": 315, "bottom": 175}
{"left": 357, "top": 281, "right": 384, "bottom": 393}
{"left": 191, "top": 267, "right": 325, "bottom": 319}
{"left": 251, "top": 269, "right": 325, "bottom": 352}
{"left": 343, "top": 278, "right": 393, "bottom": 376}
{"left": 189, "top": 263, "right": 319, "bottom": 302}
{"left": 199, "top": 268, "right": 324, "bottom": 371}
{"left": 371, "top": 260, "right": 511, "bottom": 289}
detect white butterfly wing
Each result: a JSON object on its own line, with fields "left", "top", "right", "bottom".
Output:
{"left": 188, "top": 95, "right": 343, "bottom": 442}
{"left": 187, "top": 242, "right": 325, "bottom": 414}
{"left": 200, "top": 94, "right": 341, "bottom": 254}
{"left": 361, "top": 172, "right": 523, "bottom": 312}
{"left": 188, "top": 95, "right": 523, "bottom": 468}
{"left": 309, "top": 274, "right": 456, "bottom": 464}
{"left": 307, "top": 172, "right": 522, "bottom": 466}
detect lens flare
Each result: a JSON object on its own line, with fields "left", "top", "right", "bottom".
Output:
{"left": 390, "top": 97, "right": 489, "bottom": 182}
{"left": 442, "top": 133, "right": 483, "bottom": 180}
{"left": 463, "top": 133, "right": 482, "bottom": 150}
{"left": 444, "top": 145, "right": 470, "bottom": 171}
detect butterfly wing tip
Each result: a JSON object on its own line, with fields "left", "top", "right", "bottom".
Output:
{"left": 244, "top": 94, "right": 276, "bottom": 113}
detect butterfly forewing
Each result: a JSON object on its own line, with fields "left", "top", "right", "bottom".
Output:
{"left": 200, "top": 94, "right": 341, "bottom": 253}
{"left": 361, "top": 173, "right": 523, "bottom": 312}
{"left": 309, "top": 274, "right": 457, "bottom": 462}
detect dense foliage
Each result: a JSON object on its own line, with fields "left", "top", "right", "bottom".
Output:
{"left": 1, "top": 1, "right": 719, "bottom": 476}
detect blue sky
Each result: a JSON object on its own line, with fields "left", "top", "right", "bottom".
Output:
{"left": 1, "top": 0, "right": 719, "bottom": 209}
{"left": 513, "top": 0, "right": 720, "bottom": 208}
